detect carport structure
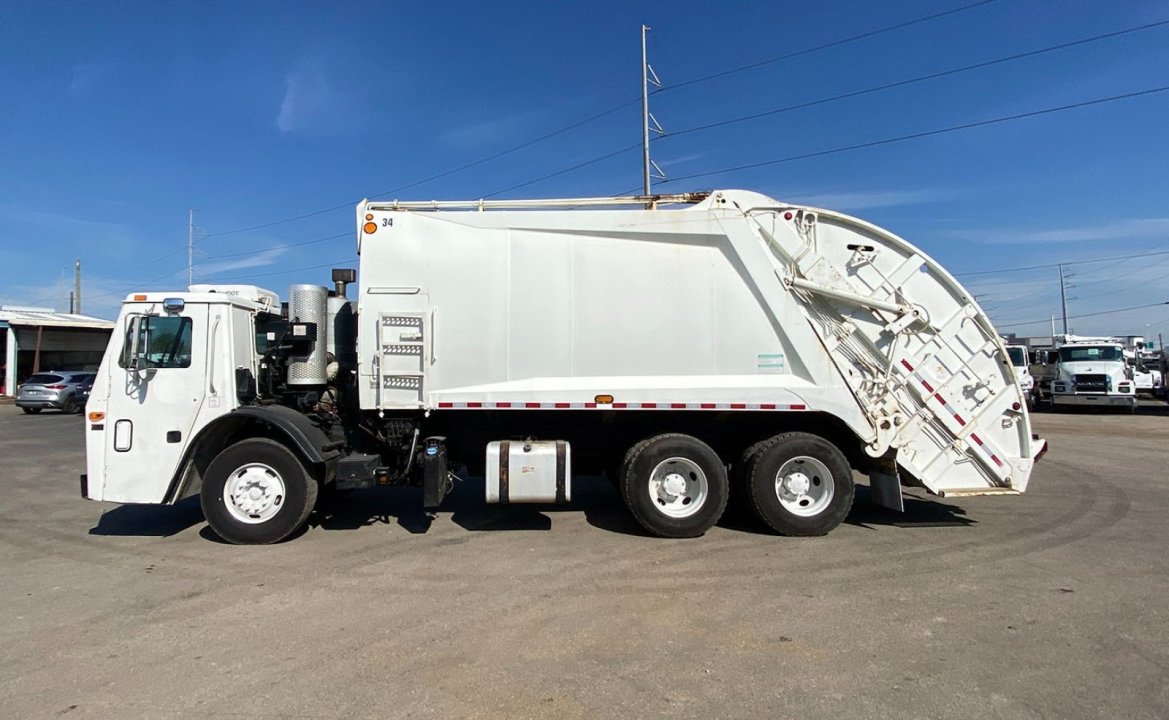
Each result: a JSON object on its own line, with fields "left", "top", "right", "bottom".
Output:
{"left": 0, "top": 306, "right": 114, "bottom": 396}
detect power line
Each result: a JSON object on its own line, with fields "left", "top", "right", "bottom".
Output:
{"left": 205, "top": 259, "right": 355, "bottom": 283}
{"left": 956, "top": 248, "right": 1169, "bottom": 277}
{"left": 484, "top": 143, "right": 642, "bottom": 198}
{"left": 201, "top": 232, "right": 350, "bottom": 261}
{"left": 662, "top": 0, "right": 1003, "bottom": 93}
{"left": 1068, "top": 265, "right": 1169, "bottom": 303}
{"left": 656, "top": 84, "right": 1169, "bottom": 186}
{"left": 201, "top": 104, "right": 643, "bottom": 240}
{"left": 995, "top": 301, "right": 1169, "bottom": 329}
{"left": 199, "top": 2, "right": 1001, "bottom": 239}
{"left": 661, "top": 19, "right": 1169, "bottom": 140}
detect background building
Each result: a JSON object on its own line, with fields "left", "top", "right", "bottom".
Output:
{"left": 0, "top": 306, "right": 114, "bottom": 396}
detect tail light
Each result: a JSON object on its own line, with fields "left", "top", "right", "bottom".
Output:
{"left": 44, "top": 385, "right": 66, "bottom": 390}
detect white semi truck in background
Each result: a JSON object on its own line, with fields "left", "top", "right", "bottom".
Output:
{"left": 81, "top": 190, "right": 1045, "bottom": 544}
{"left": 1049, "top": 337, "right": 1137, "bottom": 412}
{"left": 1006, "top": 344, "right": 1035, "bottom": 409}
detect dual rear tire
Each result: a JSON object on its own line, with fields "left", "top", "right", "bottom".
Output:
{"left": 620, "top": 434, "right": 729, "bottom": 538}
{"left": 619, "top": 431, "right": 854, "bottom": 538}
{"left": 740, "top": 433, "right": 854, "bottom": 536}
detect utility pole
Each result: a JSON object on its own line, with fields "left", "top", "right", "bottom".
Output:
{"left": 74, "top": 259, "right": 82, "bottom": 315}
{"left": 640, "top": 24, "right": 664, "bottom": 204}
{"left": 69, "top": 291, "right": 74, "bottom": 314}
{"left": 641, "top": 25, "right": 651, "bottom": 198}
{"left": 188, "top": 208, "right": 198, "bottom": 288}
{"left": 1058, "top": 263, "right": 1069, "bottom": 335}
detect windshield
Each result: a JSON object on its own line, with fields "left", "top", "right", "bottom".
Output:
{"left": 1006, "top": 347, "right": 1027, "bottom": 367}
{"left": 1059, "top": 346, "right": 1122, "bottom": 363}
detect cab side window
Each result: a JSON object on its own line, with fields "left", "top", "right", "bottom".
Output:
{"left": 118, "top": 316, "right": 194, "bottom": 369}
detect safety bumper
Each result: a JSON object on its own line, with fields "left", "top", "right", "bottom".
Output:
{"left": 1052, "top": 393, "right": 1136, "bottom": 408}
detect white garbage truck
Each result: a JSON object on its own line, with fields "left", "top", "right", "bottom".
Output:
{"left": 81, "top": 190, "right": 1046, "bottom": 544}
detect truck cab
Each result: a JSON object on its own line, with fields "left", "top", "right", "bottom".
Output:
{"left": 83, "top": 286, "right": 280, "bottom": 504}
{"left": 1125, "top": 351, "right": 1162, "bottom": 396}
{"left": 1050, "top": 341, "right": 1136, "bottom": 412}
{"left": 1005, "top": 345, "right": 1035, "bottom": 409}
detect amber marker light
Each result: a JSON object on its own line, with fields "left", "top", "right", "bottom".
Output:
{"left": 595, "top": 394, "right": 614, "bottom": 404}
{"left": 133, "top": 294, "right": 147, "bottom": 301}
{"left": 88, "top": 411, "right": 105, "bottom": 422}
{"left": 365, "top": 213, "right": 374, "bottom": 220}
{"left": 363, "top": 222, "right": 378, "bottom": 234}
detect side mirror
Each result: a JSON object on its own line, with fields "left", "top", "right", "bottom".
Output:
{"left": 123, "top": 315, "right": 142, "bottom": 370}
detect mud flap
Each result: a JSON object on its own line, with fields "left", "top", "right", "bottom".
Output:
{"left": 422, "top": 437, "right": 450, "bottom": 509}
{"left": 869, "top": 457, "right": 904, "bottom": 512}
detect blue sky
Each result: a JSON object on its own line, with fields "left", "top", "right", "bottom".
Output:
{"left": 2, "top": 0, "right": 1168, "bottom": 342}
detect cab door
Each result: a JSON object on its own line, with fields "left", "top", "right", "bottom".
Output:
{"left": 98, "top": 303, "right": 208, "bottom": 503}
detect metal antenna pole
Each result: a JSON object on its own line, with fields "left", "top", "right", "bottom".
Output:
{"left": 74, "top": 259, "right": 81, "bottom": 315}
{"left": 188, "top": 209, "right": 197, "bottom": 288}
{"left": 1058, "top": 263, "right": 1069, "bottom": 335}
{"left": 641, "top": 24, "right": 651, "bottom": 199}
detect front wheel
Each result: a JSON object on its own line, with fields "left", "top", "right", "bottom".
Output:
{"left": 201, "top": 438, "right": 318, "bottom": 544}
{"left": 746, "top": 433, "right": 854, "bottom": 536}
{"left": 621, "top": 433, "right": 728, "bottom": 538}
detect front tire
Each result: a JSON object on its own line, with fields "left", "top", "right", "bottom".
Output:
{"left": 201, "top": 438, "right": 318, "bottom": 544}
{"left": 621, "top": 433, "right": 728, "bottom": 538}
{"left": 746, "top": 433, "right": 854, "bottom": 536}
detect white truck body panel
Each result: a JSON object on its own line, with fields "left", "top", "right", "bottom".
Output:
{"left": 355, "top": 189, "right": 1040, "bottom": 496}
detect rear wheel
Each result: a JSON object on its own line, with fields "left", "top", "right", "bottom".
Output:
{"left": 60, "top": 395, "right": 77, "bottom": 414}
{"left": 621, "top": 433, "right": 728, "bottom": 538}
{"left": 201, "top": 438, "right": 318, "bottom": 544}
{"left": 746, "top": 433, "right": 854, "bottom": 536}
{"left": 728, "top": 439, "right": 769, "bottom": 518}
{"left": 22, "top": 407, "right": 41, "bottom": 415}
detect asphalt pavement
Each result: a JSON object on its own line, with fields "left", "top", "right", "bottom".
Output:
{"left": 1, "top": 402, "right": 1167, "bottom": 719}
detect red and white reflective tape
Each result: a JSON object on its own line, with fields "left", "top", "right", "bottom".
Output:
{"left": 902, "top": 359, "right": 1007, "bottom": 471}
{"left": 900, "top": 359, "right": 966, "bottom": 426}
{"left": 969, "top": 432, "right": 1005, "bottom": 468}
{"left": 434, "top": 401, "right": 808, "bottom": 411}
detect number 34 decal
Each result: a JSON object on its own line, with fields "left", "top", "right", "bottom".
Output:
{"left": 382, "top": 218, "right": 394, "bottom": 227}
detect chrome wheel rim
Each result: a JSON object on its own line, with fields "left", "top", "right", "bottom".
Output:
{"left": 774, "top": 456, "right": 833, "bottom": 517}
{"left": 648, "top": 457, "right": 708, "bottom": 518}
{"left": 224, "top": 463, "right": 286, "bottom": 524}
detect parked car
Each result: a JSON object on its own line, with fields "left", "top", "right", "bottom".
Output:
{"left": 15, "top": 371, "right": 95, "bottom": 414}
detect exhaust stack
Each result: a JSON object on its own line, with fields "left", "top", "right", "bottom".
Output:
{"left": 287, "top": 284, "right": 329, "bottom": 386}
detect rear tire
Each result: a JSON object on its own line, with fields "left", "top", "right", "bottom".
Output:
{"left": 60, "top": 396, "right": 77, "bottom": 414}
{"left": 746, "top": 433, "right": 854, "bottom": 536}
{"left": 728, "top": 439, "right": 769, "bottom": 518}
{"left": 201, "top": 438, "right": 318, "bottom": 545}
{"left": 621, "top": 433, "right": 728, "bottom": 538}
{"left": 22, "top": 407, "right": 41, "bottom": 414}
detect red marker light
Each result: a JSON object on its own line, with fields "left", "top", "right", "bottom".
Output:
{"left": 784, "top": 212, "right": 793, "bottom": 220}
